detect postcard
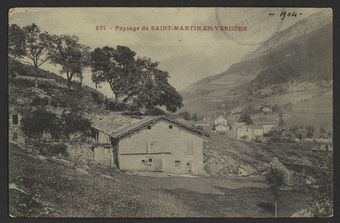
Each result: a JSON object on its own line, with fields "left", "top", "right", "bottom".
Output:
{"left": 8, "top": 7, "right": 333, "bottom": 218}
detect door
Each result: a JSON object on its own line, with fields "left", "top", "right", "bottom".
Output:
{"left": 154, "top": 158, "right": 163, "bottom": 172}
{"left": 186, "top": 161, "right": 192, "bottom": 173}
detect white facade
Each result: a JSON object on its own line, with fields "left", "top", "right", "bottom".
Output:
{"left": 93, "top": 118, "right": 204, "bottom": 175}
{"left": 118, "top": 120, "right": 204, "bottom": 175}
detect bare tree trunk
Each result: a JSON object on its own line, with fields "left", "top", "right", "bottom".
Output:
{"left": 34, "top": 66, "right": 38, "bottom": 88}
{"left": 275, "top": 201, "right": 278, "bottom": 217}
{"left": 114, "top": 93, "right": 118, "bottom": 104}
{"left": 67, "top": 72, "right": 72, "bottom": 89}
{"left": 67, "top": 78, "right": 72, "bottom": 89}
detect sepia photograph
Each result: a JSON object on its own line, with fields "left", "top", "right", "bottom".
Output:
{"left": 7, "top": 7, "right": 333, "bottom": 218}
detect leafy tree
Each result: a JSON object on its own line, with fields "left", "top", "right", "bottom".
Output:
{"left": 61, "top": 109, "right": 92, "bottom": 138}
{"left": 265, "top": 167, "right": 285, "bottom": 217}
{"left": 50, "top": 35, "right": 90, "bottom": 89}
{"left": 90, "top": 46, "right": 137, "bottom": 103}
{"left": 9, "top": 23, "right": 53, "bottom": 88}
{"left": 20, "top": 108, "right": 62, "bottom": 139}
{"left": 130, "top": 57, "right": 183, "bottom": 112}
{"left": 90, "top": 47, "right": 183, "bottom": 112}
{"left": 239, "top": 112, "right": 253, "bottom": 125}
{"left": 30, "top": 96, "right": 49, "bottom": 106}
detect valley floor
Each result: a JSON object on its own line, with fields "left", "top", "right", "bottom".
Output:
{"left": 9, "top": 142, "right": 311, "bottom": 217}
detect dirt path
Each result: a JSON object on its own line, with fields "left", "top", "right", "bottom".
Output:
{"left": 119, "top": 172, "right": 267, "bottom": 195}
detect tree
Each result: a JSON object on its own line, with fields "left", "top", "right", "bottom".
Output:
{"left": 265, "top": 167, "right": 285, "bottom": 217}
{"left": 90, "top": 46, "right": 137, "bottom": 103}
{"left": 192, "top": 113, "right": 198, "bottom": 121}
{"left": 320, "top": 127, "right": 327, "bottom": 138}
{"left": 50, "top": 35, "right": 90, "bottom": 89}
{"left": 90, "top": 47, "right": 183, "bottom": 112}
{"left": 306, "top": 125, "right": 315, "bottom": 138}
{"left": 20, "top": 108, "right": 62, "bottom": 140}
{"left": 239, "top": 112, "right": 253, "bottom": 125}
{"left": 9, "top": 23, "right": 53, "bottom": 88}
{"left": 308, "top": 151, "right": 333, "bottom": 217}
{"left": 124, "top": 56, "right": 183, "bottom": 112}
{"left": 278, "top": 111, "right": 285, "bottom": 127}
{"left": 61, "top": 109, "right": 92, "bottom": 139}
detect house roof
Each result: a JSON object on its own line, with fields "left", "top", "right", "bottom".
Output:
{"left": 253, "top": 120, "right": 278, "bottom": 125}
{"left": 88, "top": 113, "right": 202, "bottom": 139}
{"left": 248, "top": 124, "right": 264, "bottom": 129}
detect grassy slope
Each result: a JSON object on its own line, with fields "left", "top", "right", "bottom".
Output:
{"left": 9, "top": 142, "right": 311, "bottom": 217}
{"left": 180, "top": 24, "right": 332, "bottom": 124}
{"left": 204, "top": 134, "right": 320, "bottom": 178}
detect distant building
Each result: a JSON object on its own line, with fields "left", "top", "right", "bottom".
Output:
{"left": 89, "top": 114, "right": 204, "bottom": 175}
{"left": 231, "top": 120, "right": 277, "bottom": 140}
{"left": 262, "top": 107, "right": 273, "bottom": 113}
{"left": 214, "top": 116, "right": 228, "bottom": 126}
{"left": 253, "top": 120, "right": 278, "bottom": 134}
{"left": 215, "top": 125, "right": 228, "bottom": 134}
{"left": 235, "top": 124, "right": 264, "bottom": 140}
{"left": 213, "top": 116, "right": 229, "bottom": 134}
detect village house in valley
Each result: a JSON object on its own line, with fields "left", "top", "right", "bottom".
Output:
{"left": 88, "top": 113, "right": 204, "bottom": 175}
{"left": 229, "top": 120, "right": 278, "bottom": 140}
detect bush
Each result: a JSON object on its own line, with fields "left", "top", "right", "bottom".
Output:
{"left": 107, "top": 101, "right": 128, "bottom": 111}
{"left": 92, "top": 92, "right": 104, "bottom": 105}
{"left": 62, "top": 110, "right": 92, "bottom": 138}
{"left": 30, "top": 96, "right": 49, "bottom": 106}
{"left": 240, "top": 135, "right": 248, "bottom": 140}
{"left": 50, "top": 98, "right": 58, "bottom": 107}
{"left": 41, "top": 143, "right": 68, "bottom": 156}
{"left": 21, "top": 108, "right": 62, "bottom": 139}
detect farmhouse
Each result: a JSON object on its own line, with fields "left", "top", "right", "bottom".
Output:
{"left": 89, "top": 113, "right": 204, "bottom": 175}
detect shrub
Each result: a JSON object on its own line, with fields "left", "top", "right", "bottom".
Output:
{"left": 62, "top": 111, "right": 92, "bottom": 138}
{"left": 12, "top": 132, "right": 18, "bottom": 141}
{"left": 20, "top": 108, "right": 62, "bottom": 139}
{"left": 50, "top": 98, "right": 58, "bottom": 107}
{"left": 92, "top": 92, "right": 104, "bottom": 105}
{"left": 177, "top": 111, "right": 191, "bottom": 120}
{"left": 30, "top": 96, "right": 49, "bottom": 106}
{"left": 107, "top": 101, "right": 128, "bottom": 111}
{"left": 240, "top": 135, "right": 248, "bottom": 140}
{"left": 41, "top": 143, "right": 68, "bottom": 156}
{"left": 239, "top": 112, "right": 253, "bottom": 125}
{"left": 196, "top": 126, "right": 204, "bottom": 131}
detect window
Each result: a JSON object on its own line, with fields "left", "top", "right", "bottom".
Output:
{"left": 186, "top": 142, "right": 194, "bottom": 155}
{"left": 144, "top": 157, "right": 152, "bottom": 166}
{"left": 175, "top": 160, "right": 181, "bottom": 167}
{"left": 147, "top": 125, "right": 152, "bottom": 130}
{"left": 12, "top": 114, "right": 18, "bottom": 125}
{"left": 169, "top": 125, "right": 173, "bottom": 129}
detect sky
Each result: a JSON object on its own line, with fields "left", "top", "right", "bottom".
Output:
{"left": 9, "top": 7, "right": 322, "bottom": 96}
